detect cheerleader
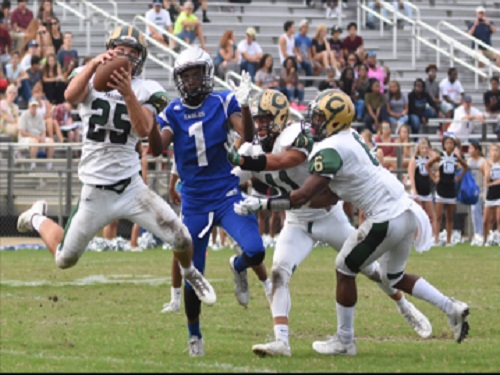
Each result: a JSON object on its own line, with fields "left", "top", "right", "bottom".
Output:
{"left": 483, "top": 143, "right": 500, "bottom": 246}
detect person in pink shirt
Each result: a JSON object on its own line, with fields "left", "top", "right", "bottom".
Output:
{"left": 366, "top": 50, "right": 390, "bottom": 93}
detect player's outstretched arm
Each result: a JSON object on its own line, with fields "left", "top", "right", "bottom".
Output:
{"left": 229, "top": 148, "right": 307, "bottom": 172}
{"left": 229, "top": 71, "right": 254, "bottom": 142}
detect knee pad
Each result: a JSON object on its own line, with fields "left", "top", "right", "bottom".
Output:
{"left": 242, "top": 251, "right": 265, "bottom": 267}
{"left": 172, "top": 228, "right": 192, "bottom": 253}
{"left": 184, "top": 284, "right": 201, "bottom": 321}
{"left": 271, "top": 265, "right": 291, "bottom": 291}
{"left": 359, "top": 262, "right": 381, "bottom": 283}
{"left": 335, "top": 253, "right": 357, "bottom": 278}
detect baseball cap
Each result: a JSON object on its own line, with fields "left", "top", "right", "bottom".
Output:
{"left": 29, "top": 98, "right": 39, "bottom": 107}
{"left": 246, "top": 27, "right": 256, "bottom": 37}
{"left": 331, "top": 25, "right": 342, "bottom": 34}
{"left": 366, "top": 50, "right": 377, "bottom": 57}
{"left": 463, "top": 95, "right": 472, "bottom": 103}
{"left": 153, "top": 0, "right": 162, "bottom": 5}
{"left": 27, "top": 40, "right": 39, "bottom": 48}
{"left": 476, "top": 5, "right": 486, "bottom": 13}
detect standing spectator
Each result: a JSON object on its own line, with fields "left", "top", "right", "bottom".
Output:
{"left": 312, "top": 24, "right": 339, "bottom": 72}
{"left": 364, "top": 78, "right": 389, "bottom": 133}
{"left": 447, "top": 95, "right": 485, "bottom": 141}
{"left": 343, "top": 22, "right": 365, "bottom": 64}
{"left": 482, "top": 143, "right": 500, "bottom": 245}
{"left": 47, "top": 16, "right": 62, "bottom": 53}
{"left": 41, "top": 52, "right": 64, "bottom": 104}
{"left": 408, "top": 138, "right": 437, "bottom": 243}
{"left": 395, "top": 124, "right": 412, "bottom": 169}
{"left": 57, "top": 32, "right": 78, "bottom": 81}
{"left": 425, "top": 135, "right": 468, "bottom": 246}
{"left": 467, "top": 6, "right": 498, "bottom": 67}
{"left": 366, "top": 50, "right": 390, "bottom": 93}
{"left": 18, "top": 98, "right": 55, "bottom": 170}
{"left": 467, "top": 142, "right": 487, "bottom": 245}
{"left": 237, "top": 27, "right": 262, "bottom": 82}
{"left": 145, "top": 0, "right": 173, "bottom": 48}
{"left": 0, "top": 20, "right": 11, "bottom": 72}
{"left": 19, "top": 54, "right": 41, "bottom": 103}
{"left": 9, "top": 0, "right": 33, "bottom": 54}
{"left": 19, "top": 38, "right": 38, "bottom": 70}
{"left": 173, "top": 1, "right": 207, "bottom": 51}
{"left": 36, "top": 0, "right": 55, "bottom": 27}
{"left": 278, "top": 20, "right": 296, "bottom": 66}
{"left": 483, "top": 76, "right": 500, "bottom": 117}
{"left": 279, "top": 56, "right": 305, "bottom": 110}
{"left": 328, "top": 25, "right": 344, "bottom": 69}
{"left": 408, "top": 78, "right": 440, "bottom": 134}
{"left": 318, "top": 65, "right": 338, "bottom": 91}
{"left": 254, "top": 53, "right": 279, "bottom": 90}
{"left": 353, "top": 63, "right": 370, "bottom": 121}
{"left": 439, "top": 67, "right": 464, "bottom": 118}
{"left": 424, "top": 64, "right": 441, "bottom": 111}
{"left": 294, "top": 19, "right": 316, "bottom": 84}
{"left": 0, "top": 83, "right": 18, "bottom": 140}
{"left": 214, "top": 29, "right": 240, "bottom": 79}
{"left": 375, "top": 120, "right": 397, "bottom": 170}
{"left": 386, "top": 79, "right": 409, "bottom": 130}
{"left": 31, "top": 81, "right": 62, "bottom": 142}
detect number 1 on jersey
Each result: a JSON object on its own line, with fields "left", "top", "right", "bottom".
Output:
{"left": 189, "top": 121, "right": 208, "bottom": 167}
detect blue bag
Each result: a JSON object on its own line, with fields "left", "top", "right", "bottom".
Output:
{"left": 455, "top": 170, "right": 480, "bottom": 205}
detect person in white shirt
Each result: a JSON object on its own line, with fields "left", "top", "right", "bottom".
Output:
{"left": 278, "top": 20, "right": 296, "bottom": 65}
{"left": 439, "top": 67, "right": 464, "bottom": 118}
{"left": 145, "top": 0, "right": 173, "bottom": 48}
{"left": 237, "top": 27, "right": 263, "bottom": 82}
{"left": 447, "top": 95, "right": 485, "bottom": 141}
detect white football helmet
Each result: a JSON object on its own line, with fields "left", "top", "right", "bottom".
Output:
{"left": 173, "top": 46, "right": 214, "bottom": 105}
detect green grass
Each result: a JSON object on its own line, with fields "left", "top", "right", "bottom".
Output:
{"left": 1, "top": 244, "right": 499, "bottom": 373}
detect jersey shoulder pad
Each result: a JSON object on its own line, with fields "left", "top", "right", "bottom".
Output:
{"left": 139, "top": 79, "right": 169, "bottom": 113}
{"left": 309, "top": 147, "right": 343, "bottom": 176}
{"left": 68, "top": 66, "right": 85, "bottom": 82}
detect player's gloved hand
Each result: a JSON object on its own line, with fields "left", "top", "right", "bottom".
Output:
{"left": 292, "top": 131, "right": 314, "bottom": 150}
{"left": 224, "top": 142, "right": 241, "bottom": 166}
{"left": 234, "top": 196, "right": 268, "bottom": 216}
{"left": 229, "top": 70, "right": 252, "bottom": 107}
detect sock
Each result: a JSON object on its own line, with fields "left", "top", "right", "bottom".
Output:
{"left": 32, "top": 214, "right": 47, "bottom": 232}
{"left": 261, "top": 278, "right": 271, "bottom": 290}
{"left": 171, "top": 287, "right": 182, "bottom": 303}
{"left": 412, "top": 278, "right": 453, "bottom": 315}
{"left": 188, "top": 321, "right": 202, "bottom": 339}
{"left": 233, "top": 255, "right": 248, "bottom": 273}
{"left": 336, "top": 302, "right": 355, "bottom": 344}
{"left": 180, "top": 263, "right": 196, "bottom": 277}
{"left": 274, "top": 324, "right": 289, "bottom": 345}
{"left": 202, "top": 9, "right": 207, "bottom": 18}
{"left": 395, "top": 293, "right": 410, "bottom": 311}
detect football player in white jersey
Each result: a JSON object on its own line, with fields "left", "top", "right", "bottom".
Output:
{"left": 16, "top": 25, "right": 216, "bottom": 308}
{"left": 235, "top": 89, "right": 470, "bottom": 356}
{"left": 228, "top": 89, "right": 432, "bottom": 357}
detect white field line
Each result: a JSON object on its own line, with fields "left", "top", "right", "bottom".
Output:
{"left": 0, "top": 349, "right": 275, "bottom": 373}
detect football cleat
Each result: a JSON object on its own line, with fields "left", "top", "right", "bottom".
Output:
{"left": 229, "top": 255, "right": 249, "bottom": 307}
{"left": 398, "top": 301, "right": 432, "bottom": 338}
{"left": 447, "top": 298, "right": 470, "bottom": 343}
{"left": 183, "top": 268, "right": 216, "bottom": 306}
{"left": 312, "top": 334, "right": 357, "bottom": 356}
{"left": 161, "top": 300, "right": 181, "bottom": 313}
{"left": 252, "top": 340, "right": 291, "bottom": 357}
{"left": 188, "top": 336, "right": 205, "bottom": 357}
{"left": 17, "top": 200, "right": 48, "bottom": 233}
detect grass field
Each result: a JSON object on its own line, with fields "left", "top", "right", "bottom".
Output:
{"left": 1, "top": 244, "right": 499, "bottom": 373}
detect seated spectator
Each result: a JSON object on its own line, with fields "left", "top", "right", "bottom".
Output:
{"left": 19, "top": 54, "right": 41, "bottom": 104}
{"left": 5, "top": 50, "right": 22, "bottom": 100}
{"left": 190, "top": 0, "right": 210, "bottom": 23}
{"left": 255, "top": 53, "right": 279, "bottom": 90}
{"left": 37, "top": 0, "right": 55, "bottom": 27}
{"left": 57, "top": 32, "right": 78, "bottom": 81}
{"left": 408, "top": 78, "right": 440, "bottom": 134}
{"left": 483, "top": 76, "right": 500, "bottom": 117}
{"left": 353, "top": 63, "right": 370, "bottom": 121}
{"left": 366, "top": 50, "right": 390, "bottom": 93}
{"left": 424, "top": 64, "right": 441, "bottom": 110}
{"left": 48, "top": 16, "right": 62, "bottom": 53}
{"left": 366, "top": 0, "right": 413, "bottom": 30}
{"left": 395, "top": 124, "right": 412, "bottom": 169}
{"left": 278, "top": 20, "right": 296, "bottom": 66}
{"left": 439, "top": 67, "right": 464, "bottom": 118}
{"left": 0, "top": 21, "right": 11, "bottom": 72}
{"left": 447, "top": 95, "right": 485, "bottom": 141}
{"left": 0, "top": 67, "right": 7, "bottom": 95}
{"left": 279, "top": 56, "right": 306, "bottom": 111}
{"left": 360, "top": 128, "right": 384, "bottom": 163}
{"left": 173, "top": 1, "right": 207, "bottom": 51}
{"left": 0, "top": 83, "right": 18, "bottom": 140}
{"left": 468, "top": 6, "right": 499, "bottom": 67}
{"left": 19, "top": 39, "right": 39, "bottom": 71}
{"left": 343, "top": 22, "right": 365, "bottom": 64}
{"left": 237, "top": 27, "right": 263, "bottom": 82}
{"left": 145, "top": 0, "right": 173, "bottom": 48}
{"left": 312, "top": 24, "right": 339, "bottom": 73}
{"left": 294, "top": 19, "right": 316, "bottom": 84}
{"left": 53, "top": 101, "right": 80, "bottom": 150}
{"left": 318, "top": 66, "right": 338, "bottom": 91}
{"left": 346, "top": 53, "right": 359, "bottom": 77}
{"left": 338, "top": 66, "right": 356, "bottom": 102}
{"left": 496, "top": 124, "right": 500, "bottom": 142}
{"left": 214, "top": 29, "right": 240, "bottom": 79}
{"left": 364, "top": 78, "right": 389, "bottom": 133}
{"left": 31, "top": 81, "right": 62, "bottom": 142}
{"left": 375, "top": 120, "right": 396, "bottom": 170}
{"left": 41, "top": 52, "right": 64, "bottom": 104}
{"left": 328, "top": 25, "right": 345, "bottom": 69}
{"left": 386, "top": 80, "right": 409, "bottom": 130}
{"left": 0, "top": 1, "right": 11, "bottom": 25}
{"left": 9, "top": 0, "right": 33, "bottom": 55}
{"left": 18, "top": 98, "right": 54, "bottom": 170}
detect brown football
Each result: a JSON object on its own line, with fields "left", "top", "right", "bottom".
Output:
{"left": 93, "top": 55, "right": 131, "bottom": 92}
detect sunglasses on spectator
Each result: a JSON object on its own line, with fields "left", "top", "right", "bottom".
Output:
{"left": 50, "top": 21, "right": 58, "bottom": 25}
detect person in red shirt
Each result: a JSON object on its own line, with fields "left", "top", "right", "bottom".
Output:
{"left": 9, "top": 0, "right": 33, "bottom": 53}
{"left": 343, "top": 22, "right": 365, "bottom": 64}
{"left": 0, "top": 22, "right": 11, "bottom": 71}
{"left": 375, "top": 120, "right": 397, "bottom": 170}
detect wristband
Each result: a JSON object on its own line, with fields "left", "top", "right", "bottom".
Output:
{"left": 267, "top": 195, "right": 292, "bottom": 211}
{"left": 240, "top": 154, "right": 267, "bottom": 171}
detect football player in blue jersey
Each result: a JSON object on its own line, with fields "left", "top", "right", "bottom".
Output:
{"left": 149, "top": 46, "right": 268, "bottom": 356}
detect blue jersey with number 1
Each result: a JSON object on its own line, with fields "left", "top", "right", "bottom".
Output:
{"left": 157, "top": 91, "right": 241, "bottom": 215}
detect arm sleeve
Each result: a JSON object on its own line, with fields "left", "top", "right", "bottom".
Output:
{"left": 308, "top": 148, "right": 343, "bottom": 180}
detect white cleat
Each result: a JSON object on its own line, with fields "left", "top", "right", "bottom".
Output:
{"left": 161, "top": 300, "right": 181, "bottom": 313}
{"left": 398, "top": 301, "right": 433, "bottom": 338}
{"left": 447, "top": 298, "right": 470, "bottom": 343}
{"left": 184, "top": 268, "right": 216, "bottom": 306}
{"left": 312, "top": 334, "right": 357, "bottom": 356}
{"left": 229, "top": 255, "right": 249, "bottom": 307}
{"left": 17, "top": 200, "right": 48, "bottom": 233}
{"left": 252, "top": 340, "right": 291, "bottom": 357}
{"left": 188, "top": 336, "right": 204, "bottom": 357}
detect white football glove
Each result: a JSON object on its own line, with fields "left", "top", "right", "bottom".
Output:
{"left": 228, "top": 70, "right": 252, "bottom": 107}
{"left": 234, "top": 196, "right": 268, "bottom": 216}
